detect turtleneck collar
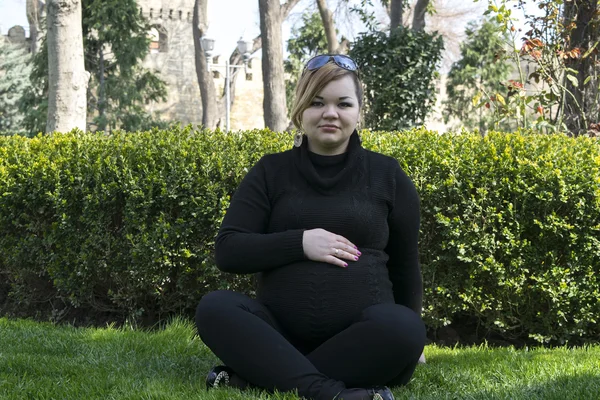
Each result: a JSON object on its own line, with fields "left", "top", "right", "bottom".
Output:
{"left": 293, "top": 130, "right": 365, "bottom": 193}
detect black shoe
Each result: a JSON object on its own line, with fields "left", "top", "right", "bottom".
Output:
{"left": 205, "top": 365, "right": 233, "bottom": 390}
{"left": 368, "top": 386, "right": 395, "bottom": 400}
{"left": 335, "top": 386, "right": 395, "bottom": 400}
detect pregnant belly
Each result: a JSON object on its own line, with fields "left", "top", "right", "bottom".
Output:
{"left": 257, "top": 254, "right": 394, "bottom": 343}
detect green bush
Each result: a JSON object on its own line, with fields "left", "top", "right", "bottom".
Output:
{"left": 0, "top": 127, "right": 598, "bottom": 343}
{"left": 380, "top": 130, "right": 600, "bottom": 344}
{"left": 349, "top": 27, "right": 444, "bottom": 131}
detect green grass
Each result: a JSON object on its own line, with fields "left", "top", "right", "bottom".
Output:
{"left": 1, "top": 318, "right": 598, "bottom": 400}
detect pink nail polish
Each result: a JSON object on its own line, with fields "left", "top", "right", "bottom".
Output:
{"left": 354, "top": 256, "right": 359, "bottom": 260}
{"left": 357, "top": 251, "right": 362, "bottom": 256}
{"left": 344, "top": 263, "right": 348, "bottom": 267}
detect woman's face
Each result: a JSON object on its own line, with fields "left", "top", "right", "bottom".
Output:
{"left": 301, "top": 75, "right": 360, "bottom": 155}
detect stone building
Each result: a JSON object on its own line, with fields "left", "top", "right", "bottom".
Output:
{"left": 138, "top": 0, "right": 265, "bottom": 130}
{"left": 6, "top": 0, "right": 265, "bottom": 131}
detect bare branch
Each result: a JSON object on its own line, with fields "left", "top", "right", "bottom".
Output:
{"left": 317, "top": 0, "right": 340, "bottom": 54}
{"left": 282, "top": 0, "right": 303, "bottom": 19}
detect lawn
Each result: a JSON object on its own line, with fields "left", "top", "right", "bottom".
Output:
{"left": 1, "top": 317, "right": 598, "bottom": 400}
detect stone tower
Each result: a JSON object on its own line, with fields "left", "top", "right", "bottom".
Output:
{"left": 138, "top": 0, "right": 265, "bottom": 129}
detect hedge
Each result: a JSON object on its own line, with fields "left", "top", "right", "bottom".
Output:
{"left": 0, "top": 127, "right": 599, "bottom": 343}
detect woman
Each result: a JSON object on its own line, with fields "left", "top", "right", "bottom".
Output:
{"left": 195, "top": 54, "right": 425, "bottom": 400}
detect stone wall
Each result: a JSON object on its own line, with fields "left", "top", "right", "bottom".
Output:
{"left": 138, "top": 0, "right": 265, "bottom": 130}
{"left": 4, "top": 25, "right": 29, "bottom": 48}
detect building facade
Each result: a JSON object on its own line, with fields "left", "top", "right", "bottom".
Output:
{"left": 5, "top": 0, "right": 265, "bottom": 131}
{"left": 138, "top": 0, "right": 265, "bottom": 130}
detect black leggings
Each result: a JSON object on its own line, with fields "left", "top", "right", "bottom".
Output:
{"left": 195, "top": 290, "right": 425, "bottom": 400}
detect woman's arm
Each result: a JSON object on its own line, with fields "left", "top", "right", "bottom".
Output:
{"left": 215, "top": 158, "right": 306, "bottom": 274}
{"left": 385, "top": 164, "right": 423, "bottom": 315}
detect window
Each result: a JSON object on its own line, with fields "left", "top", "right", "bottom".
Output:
{"left": 148, "top": 27, "right": 168, "bottom": 53}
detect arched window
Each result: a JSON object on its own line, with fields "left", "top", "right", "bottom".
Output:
{"left": 148, "top": 26, "right": 168, "bottom": 53}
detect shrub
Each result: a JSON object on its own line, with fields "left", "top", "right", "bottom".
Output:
{"left": 0, "top": 127, "right": 598, "bottom": 343}
{"left": 379, "top": 130, "right": 600, "bottom": 344}
{"left": 349, "top": 27, "right": 444, "bottom": 131}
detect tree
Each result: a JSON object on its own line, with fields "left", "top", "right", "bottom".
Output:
{"left": 411, "top": 0, "right": 430, "bottom": 31}
{"left": 46, "top": 0, "right": 89, "bottom": 133}
{"left": 0, "top": 37, "right": 32, "bottom": 133}
{"left": 479, "top": 0, "right": 599, "bottom": 136}
{"left": 17, "top": 36, "right": 48, "bottom": 135}
{"left": 350, "top": 27, "right": 444, "bottom": 130}
{"left": 26, "top": 0, "right": 46, "bottom": 54}
{"left": 20, "top": 0, "right": 168, "bottom": 135}
{"left": 376, "top": 0, "right": 432, "bottom": 31}
{"left": 316, "top": 0, "right": 349, "bottom": 54}
{"left": 82, "top": 0, "right": 167, "bottom": 133}
{"left": 562, "top": 0, "right": 599, "bottom": 135}
{"left": 193, "top": 0, "right": 219, "bottom": 129}
{"left": 443, "top": 19, "right": 514, "bottom": 133}
{"left": 285, "top": 11, "right": 329, "bottom": 113}
{"left": 390, "top": 0, "right": 404, "bottom": 30}
{"left": 191, "top": 0, "right": 301, "bottom": 130}
{"left": 259, "top": 0, "right": 288, "bottom": 132}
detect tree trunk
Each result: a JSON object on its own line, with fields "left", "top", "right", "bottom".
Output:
{"left": 258, "top": 0, "right": 288, "bottom": 132}
{"left": 193, "top": 0, "right": 219, "bottom": 129}
{"left": 412, "top": 0, "right": 430, "bottom": 31}
{"left": 316, "top": 0, "right": 339, "bottom": 54}
{"left": 216, "top": 0, "right": 301, "bottom": 126}
{"left": 563, "top": 0, "right": 598, "bottom": 135}
{"left": 390, "top": 0, "right": 404, "bottom": 31}
{"left": 98, "top": 49, "right": 106, "bottom": 132}
{"left": 46, "top": 0, "right": 89, "bottom": 133}
{"left": 26, "top": 0, "right": 45, "bottom": 54}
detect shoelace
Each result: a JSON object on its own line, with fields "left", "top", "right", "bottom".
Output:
{"left": 213, "top": 370, "right": 230, "bottom": 387}
{"left": 373, "top": 394, "right": 384, "bottom": 400}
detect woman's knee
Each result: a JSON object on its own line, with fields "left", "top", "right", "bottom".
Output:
{"left": 195, "top": 290, "right": 238, "bottom": 329}
{"left": 363, "top": 303, "right": 426, "bottom": 349}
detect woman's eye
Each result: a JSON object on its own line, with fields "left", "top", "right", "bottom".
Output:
{"left": 311, "top": 101, "right": 323, "bottom": 107}
{"left": 339, "top": 102, "right": 353, "bottom": 108}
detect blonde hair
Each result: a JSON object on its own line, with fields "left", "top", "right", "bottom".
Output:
{"left": 291, "top": 62, "right": 364, "bottom": 130}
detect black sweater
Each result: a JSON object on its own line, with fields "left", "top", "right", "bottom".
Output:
{"left": 215, "top": 131, "right": 422, "bottom": 343}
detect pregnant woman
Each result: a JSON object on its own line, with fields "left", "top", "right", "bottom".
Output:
{"left": 195, "top": 54, "right": 426, "bottom": 400}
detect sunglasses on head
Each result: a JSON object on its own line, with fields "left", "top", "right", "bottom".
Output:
{"left": 304, "top": 54, "right": 359, "bottom": 73}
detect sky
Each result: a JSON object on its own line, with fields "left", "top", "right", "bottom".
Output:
{"left": 0, "top": 0, "right": 265, "bottom": 56}
{"left": 0, "top": 0, "right": 537, "bottom": 62}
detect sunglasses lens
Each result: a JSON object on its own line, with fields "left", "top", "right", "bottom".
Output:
{"left": 333, "top": 56, "right": 357, "bottom": 71}
{"left": 306, "top": 55, "right": 331, "bottom": 70}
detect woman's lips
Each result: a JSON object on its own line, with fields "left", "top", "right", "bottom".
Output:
{"left": 319, "top": 125, "right": 339, "bottom": 132}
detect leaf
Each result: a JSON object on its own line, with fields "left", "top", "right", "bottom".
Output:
{"left": 496, "top": 93, "right": 506, "bottom": 106}
{"left": 581, "top": 42, "right": 599, "bottom": 59}
{"left": 472, "top": 92, "right": 482, "bottom": 107}
{"left": 583, "top": 76, "right": 591, "bottom": 86}
{"left": 566, "top": 74, "right": 579, "bottom": 87}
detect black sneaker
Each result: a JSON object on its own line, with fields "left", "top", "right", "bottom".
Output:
{"left": 335, "top": 386, "right": 395, "bottom": 400}
{"left": 368, "top": 386, "right": 395, "bottom": 400}
{"left": 205, "top": 365, "right": 233, "bottom": 390}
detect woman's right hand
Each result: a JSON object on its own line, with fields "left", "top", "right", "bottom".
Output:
{"left": 302, "top": 228, "right": 361, "bottom": 268}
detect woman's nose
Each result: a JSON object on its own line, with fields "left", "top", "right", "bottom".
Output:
{"left": 322, "top": 104, "right": 338, "bottom": 118}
